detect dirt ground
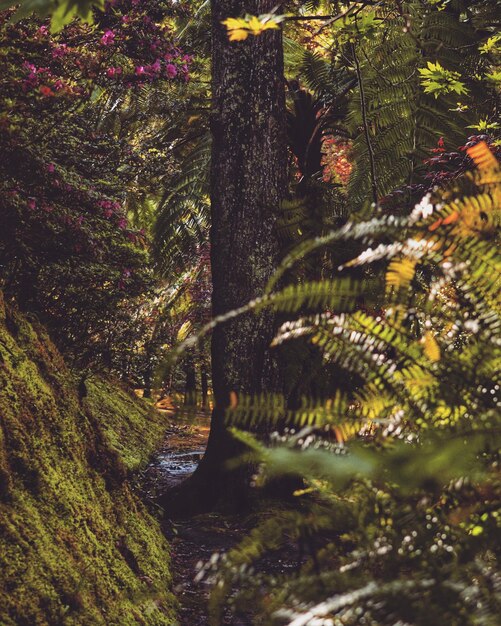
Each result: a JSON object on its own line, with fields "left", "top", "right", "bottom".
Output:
{"left": 141, "top": 406, "right": 302, "bottom": 626}
{"left": 142, "top": 409, "right": 247, "bottom": 625}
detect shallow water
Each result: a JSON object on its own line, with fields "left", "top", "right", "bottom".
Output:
{"left": 156, "top": 449, "right": 206, "bottom": 479}
{"left": 143, "top": 416, "right": 211, "bottom": 496}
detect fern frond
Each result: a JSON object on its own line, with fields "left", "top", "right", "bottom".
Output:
{"left": 153, "top": 132, "right": 211, "bottom": 278}
{"left": 386, "top": 257, "right": 418, "bottom": 292}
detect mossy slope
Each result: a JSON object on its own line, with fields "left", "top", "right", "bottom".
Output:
{"left": 0, "top": 293, "right": 175, "bottom": 625}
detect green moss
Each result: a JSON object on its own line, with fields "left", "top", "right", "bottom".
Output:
{"left": 0, "top": 296, "right": 175, "bottom": 625}
{"left": 85, "top": 379, "right": 166, "bottom": 473}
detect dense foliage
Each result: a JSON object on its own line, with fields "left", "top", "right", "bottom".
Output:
{"left": 0, "top": 1, "right": 196, "bottom": 376}
{"left": 1, "top": 0, "right": 500, "bottom": 624}
{"left": 201, "top": 141, "right": 501, "bottom": 626}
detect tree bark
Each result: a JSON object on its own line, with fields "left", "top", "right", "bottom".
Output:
{"left": 201, "top": 365, "right": 209, "bottom": 411}
{"left": 183, "top": 354, "right": 197, "bottom": 406}
{"left": 166, "top": 0, "right": 287, "bottom": 512}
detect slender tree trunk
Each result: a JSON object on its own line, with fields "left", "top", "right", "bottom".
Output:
{"left": 201, "top": 365, "right": 209, "bottom": 411}
{"left": 183, "top": 354, "right": 197, "bottom": 406}
{"left": 167, "top": 0, "right": 287, "bottom": 512}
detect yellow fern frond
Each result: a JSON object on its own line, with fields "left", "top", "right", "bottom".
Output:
{"left": 421, "top": 331, "right": 441, "bottom": 362}
{"left": 467, "top": 141, "right": 500, "bottom": 172}
{"left": 386, "top": 257, "right": 417, "bottom": 291}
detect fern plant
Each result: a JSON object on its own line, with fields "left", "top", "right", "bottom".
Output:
{"left": 195, "top": 141, "right": 501, "bottom": 625}
{"left": 287, "top": 1, "right": 499, "bottom": 214}
{"left": 345, "top": 0, "right": 496, "bottom": 213}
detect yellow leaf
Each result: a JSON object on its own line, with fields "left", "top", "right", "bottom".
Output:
{"left": 222, "top": 17, "right": 243, "bottom": 29}
{"left": 176, "top": 320, "right": 192, "bottom": 342}
{"left": 222, "top": 14, "right": 281, "bottom": 42}
{"left": 422, "top": 332, "right": 441, "bottom": 362}
{"left": 247, "top": 15, "right": 263, "bottom": 34}
{"left": 228, "top": 28, "right": 249, "bottom": 41}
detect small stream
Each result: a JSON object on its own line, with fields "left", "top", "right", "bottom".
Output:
{"left": 142, "top": 417, "right": 211, "bottom": 498}
{"left": 155, "top": 448, "right": 205, "bottom": 484}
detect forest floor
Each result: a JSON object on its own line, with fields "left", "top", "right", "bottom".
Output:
{"left": 142, "top": 404, "right": 303, "bottom": 625}
{"left": 141, "top": 408, "right": 247, "bottom": 625}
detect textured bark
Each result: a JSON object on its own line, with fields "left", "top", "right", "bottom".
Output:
{"left": 169, "top": 0, "right": 287, "bottom": 511}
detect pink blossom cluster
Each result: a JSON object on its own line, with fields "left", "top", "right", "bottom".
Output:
{"left": 106, "top": 66, "right": 123, "bottom": 78}
{"left": 132, "top": 57, "right": 179, "bottom": 80}
{"left": 22, "top": 61, "right": 50, "bottom": 89}
{"left": 100, "top": 30, "right": 116, "bottom": 46}
{"left": 22, "top": 61, "right": 68, "bottom": 96}
{"left": 97, "top": 7, "right": 194, "bottom": 86}
{"left": 97, "top": 198, "right": 122, "bottom": 218}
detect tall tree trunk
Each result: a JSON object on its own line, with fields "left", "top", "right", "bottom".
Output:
{"left": 167, "top": 0, "right": 287, "bottom": 512}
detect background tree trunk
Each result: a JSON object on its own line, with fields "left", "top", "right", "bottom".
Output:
{"left": 201, "top": 365, "right": 209, "bottom": 411}
{"left": 168, "top": 0, "right": 287, "bottom": 512}
{"left": 183, "top": 354, "right": 197, "bottom": 406}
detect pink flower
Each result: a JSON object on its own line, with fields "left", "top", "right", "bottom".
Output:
{"left": 38, "top": 25, "right": 49, "bottom": 36}
{"left": 46, "top": 163, "right": 55, "bottom": 173}
{"left": 27, "top": 199, "right": 36, "bottom": 210}
{"left": 106, "top": 66, "right": 122, "bottom": 78}
{"left": 135, "top": 66, "right": 145, "bottom": 76}
{"left": 100, "top": 30, "right": 115, "bottom": 46}
{"left": 165, "top": 63, "right": 177, "bottom": 78}
{"left": 151, "top": 59, "right": 161, "bottom": 73}
{"left": 52, "top": 44, "right": 68, "bottom": 58}
{"left": 23, "top": 61, "right": 37, "bottom": 73}
{"left": 117, "top": 217, "right": 128, "bottom": 229}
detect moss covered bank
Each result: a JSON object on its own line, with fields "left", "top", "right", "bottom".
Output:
{"left": 0, "top": 292, "right": 175, "bottom": 625}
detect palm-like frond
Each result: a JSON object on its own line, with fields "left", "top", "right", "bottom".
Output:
{"left": 316, "top": 3, "right": 496, "bottom": 214}
{"left": 153, "top": 131, "right": 211, "bottom": 279}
